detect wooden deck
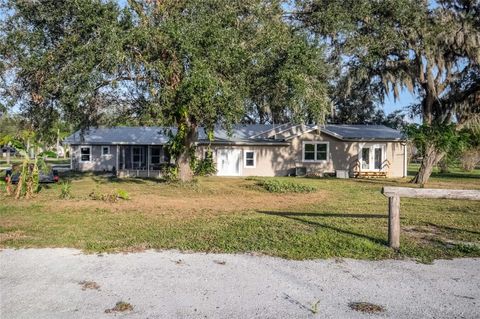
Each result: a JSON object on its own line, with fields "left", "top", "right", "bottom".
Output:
{"left": 353, "top": 171, "right": 387, "bottom": 178}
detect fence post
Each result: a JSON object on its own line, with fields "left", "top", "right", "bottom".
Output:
{"left": 388, "top": 195, "right": 400, "bottom": 249}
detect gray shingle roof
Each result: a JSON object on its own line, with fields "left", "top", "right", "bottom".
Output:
{"left": 65, "top": 127, "right": 173, "bottom": 145}
{"left": 65, "top": 124, "right": 405, "bottom": 145}
{"left": 322, "top": 125, "right": 405, "bottom": 141}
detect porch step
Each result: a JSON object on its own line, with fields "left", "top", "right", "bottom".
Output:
{"left": 353, "top": 171, "right": 387, "bottom": 178}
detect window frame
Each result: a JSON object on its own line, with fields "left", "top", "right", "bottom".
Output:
{"left": 243, "top": 150, "right": 256, "bottom": 168}
{"left": 101, "top": 146, "right": 110, "bottom": 156}
{"left": 302, "top": 141, "right": 329, "bottom": 162}
{"left": 79, "top": 146, "right": 92, "bottom": 163}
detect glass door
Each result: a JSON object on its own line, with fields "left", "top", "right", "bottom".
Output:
{"left": 360, "top": 145, "right": 385, "bottom": 171}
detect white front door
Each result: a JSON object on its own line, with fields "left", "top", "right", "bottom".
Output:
{"left": 217, "top": 149, "right": 242, "bottom": 176}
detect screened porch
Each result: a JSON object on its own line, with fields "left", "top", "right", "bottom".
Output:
{"left": 117, "top": 145, "right": 171, "bottom": 178}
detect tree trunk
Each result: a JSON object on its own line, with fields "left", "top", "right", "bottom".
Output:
{"left": 411, "top": 144, "right": 445, "bottom": 185}
{"left": 56, "top": 128, "right": 60, "bottom": 159}
{"left": 176, "top": 121, "right": 197, "bottom": 183}
{"left": 6, "top": 147, "right": 10, "bottom": 165}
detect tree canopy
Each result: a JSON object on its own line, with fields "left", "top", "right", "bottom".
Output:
{"left": 294, "top": 0, "right": 480, "bottom": 183}
{"left": 1, "top": 0, "right": 331, "bottom": 181}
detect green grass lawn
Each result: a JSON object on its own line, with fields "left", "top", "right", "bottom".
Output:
{"left": 1, "top": 166, "right": 479, "bottom": 262}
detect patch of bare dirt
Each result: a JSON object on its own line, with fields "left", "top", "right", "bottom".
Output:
{"left": 105, "top": 301, "right": 133, "bottom": 313}
{"left": 79, "top": 281, "right": 100, "bottom": 290}
{"left": 41, "top": 188, "right": 329, "bottom": 219}
{"left": 349, "top": 302, "right": 385, "bottom": 314}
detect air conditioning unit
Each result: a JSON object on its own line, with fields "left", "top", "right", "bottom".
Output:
{"left": 336, "top": 170, "right": 349, "bottom": 179}
{"left": 295, "top": 167, "right": 307, "bottom": 177}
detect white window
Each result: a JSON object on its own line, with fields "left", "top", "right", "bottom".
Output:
{"left": 359, "top": 144, "right": 386, "bottom": 171}
{"left": 302, "top": 142, "right": 329, "bottom": 162}
{"left": 80, "top": 146, "right": 91, "bottom": 162}
{"left": 244, "top": 150, "right": 256, "bottom": 168}
{"left": 101, "top": 146, "right": 110, "bottom": 156}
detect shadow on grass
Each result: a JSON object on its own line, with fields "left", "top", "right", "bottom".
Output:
{"left": 259, "top": 211, "right": 388, "bottom": 246}
{"left": 426, "top": 222, "right": 480, "bottom": 236}
{"left": 407, "top": 170, "right": 480, "bottom": 180}
{"left": 261, "top": 211, "right": 387, "bottom": 219}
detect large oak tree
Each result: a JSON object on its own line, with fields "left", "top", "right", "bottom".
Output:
{"left": 295, "top": 0, "right": 480, "bottom": 184}
{"left": 1, "top": 0, "right": 330, "bottom": 181}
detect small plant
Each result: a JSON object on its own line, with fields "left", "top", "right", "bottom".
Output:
{"left": 89, "top": 187, "right": 130, "bottom": 202}
{"left": 257, "top": 179, "right": 317, "bottom": 193}
{"left": 79, "top": 280, "right": 100, "bottom": 290}
{"left": 116, "top": 189, "right": 130, "bottom": 200}
{"left": 105, "top": 301, "right": 133, "bottom": 313}
{"left": 59, "top": 181, "right": 72, "bottom": 199}
{"left": 310, "top": 300, "right": 320, "bottom": 314}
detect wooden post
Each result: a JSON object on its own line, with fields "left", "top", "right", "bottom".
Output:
{"left": 382, "top": 186, "right": 480, "bottom": 249}
{"left": 388, "top": 195, "right": 401, "bottom": 249}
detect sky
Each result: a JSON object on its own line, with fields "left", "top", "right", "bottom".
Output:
{"left": 383, "top": 90, "right": 418, "bottom": 116}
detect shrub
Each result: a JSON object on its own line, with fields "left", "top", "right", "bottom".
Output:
{"left": 161, "top": 165, "right": 179, "bottom": 182}
{"left": 460, "top": 148, "right": 480, "bottom": 172}
{"left": 116, "top": 189, "right": 130, "bottom": 200}
{"left": 257, "top": 179, "right": 317, "bottom": 193}
{"left": 194, "top": 157, "right": 217, "bottom": 176}
{"left": 59, "top": 181, "right": 72, "bottom": 199}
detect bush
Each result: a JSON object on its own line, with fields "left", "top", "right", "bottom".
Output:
{"left": 194, "top": 157, "right": 217, "bottom": 176}
{"left": 161, "top": 165, "right": 179, "bottom": 182}
{"left": 257, "top": 179, "right": 317, "bottom": 193}
{"left": 460, "top": 148, "right": 480, "bottom": 172}
{"left": 116, "top": 189, "right": 130, "bottom": 200}
{"left": 59, "top": 181, "right": 72, "bottom": 199}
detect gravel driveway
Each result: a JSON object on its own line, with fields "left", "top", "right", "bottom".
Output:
{"left": 1, "top": 249, "right": 478, "bottom": 318}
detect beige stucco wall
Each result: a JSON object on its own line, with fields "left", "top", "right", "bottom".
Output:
{"left": 198, "top": 130, "right": 406, "bottom": 178}
{"left": 71, "top": 145, "right": 118, "bottom": 172}
{"left": 70, "top": 131, "right": 406, "bottom": 177}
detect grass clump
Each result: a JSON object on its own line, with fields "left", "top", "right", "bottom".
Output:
{"left": 116, "top": 189, "right": 130, "bottom": 200}
{"left": 258, "top": 179, "right": 317, "bottom": 193}
{"left": 59, "top": 181, "right": 72, "bottom": 199}
{"left": 89, "top": 189, "right": 130, "bottom": 202}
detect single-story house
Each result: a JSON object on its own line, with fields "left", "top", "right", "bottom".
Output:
{"left": 64, "top": 124, "right": 407, "bottom": 178}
